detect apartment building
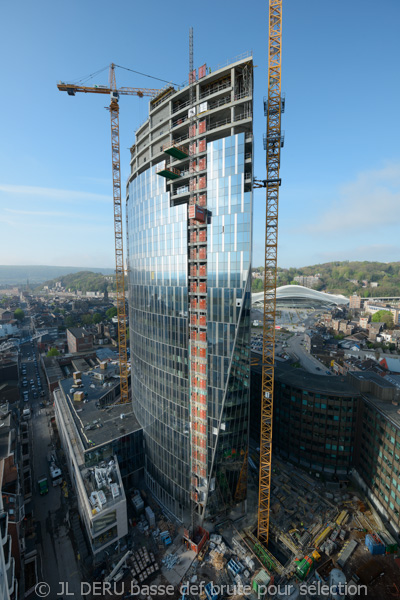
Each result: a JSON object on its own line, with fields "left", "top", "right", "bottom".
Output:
{"left": 54, "top": 366, "right": 143, "bottom": 557}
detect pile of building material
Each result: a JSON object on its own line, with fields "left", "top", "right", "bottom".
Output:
{"left": 131, "top": 490, "right": 144, "bottom": 515}
{"left": 378, "top": 530, "right": 398, "bottom": 554}
{"left": 337, "top": 539, "right": 358, "bottom": 568}
{"left": 136, "top": 513, "right": 149, "bottom": 533}
{"left": 145, "top": 506, "right": 155, "bottom": 528}
{"left": 162, "top": 553, "right": 180, "bottom": 570}
{"left": 209, "top": 549, "right": 225, "bottom": 571}
{"left": 129, "top": 546, "right": 158, "bottom": 584}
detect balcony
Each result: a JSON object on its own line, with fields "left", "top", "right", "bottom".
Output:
{"left": 200, "top": 81, "right": 231, "bottom": 100}
{"left": 4, "top": 535, "right": 11, "bottom": 570}
{"left": 0, "top": 512, "right": 7, "bottom": 544}
{"left": 7, "top": 556, "right": 15, "bottom": 596}
{"left": 2, "top": 492, "right": 25, "bottom": 524}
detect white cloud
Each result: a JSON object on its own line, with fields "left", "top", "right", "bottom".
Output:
{"left": 0, "top": 184, "right": 111, "bottom": 203}
{"left": 5, "top": 208, "right": 75, "bottom": 218}
{"left": 4, "top": 208, "right": 110, "bottom": 223}
{"left": 315, "top": 244, "right": 400, "bottom": 263}
{"left": 305, "top": 162, "right": 400, "bottom": 234}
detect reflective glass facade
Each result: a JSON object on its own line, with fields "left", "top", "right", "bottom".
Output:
{"left": 128, "top": 132, "right": 252, "bottom": 522}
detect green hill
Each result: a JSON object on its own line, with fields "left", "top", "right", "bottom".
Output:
{"left": 252, "top": 261, "right": 400, "bottom": 297}
{"left": 36, "top": 271, "right": 116, "bottom": 293}
{"left": 0, "top": 265, "right": 114, "bottom": 285}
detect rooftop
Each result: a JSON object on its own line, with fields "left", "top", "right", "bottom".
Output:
{"left": 42, "top": 356, "right": 64, "bottom": 385}
{"left": 58, "top": 365, "right": 140, "bottom": 450}
{"left": 252, "top": 285, "right": 349, "bottom": 309}
{"left": 350, "top": 371, "right": 396, "bottom": 389}
{"left": 80, "top": 455, "right": 125, "bottom": 513}
{"left": 349, "top": 371, "right": 400, "bottom": 428}
{"left": 363, "top": 391, "right": 400, "bottom": 429}
{"left": 67, "top": 327, "right": 91, "bottom": 339}
{"left": 275, "top": 363, "right": 357, "bottom": 396}
{"left": 71, "top": 357, "right": 91, "bottom": 372}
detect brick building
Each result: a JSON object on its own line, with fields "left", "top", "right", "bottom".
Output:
{"left": 66, "top": 327, "right": 93, "bottom": 354}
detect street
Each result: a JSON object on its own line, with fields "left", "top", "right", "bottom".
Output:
{"left": 285, "top": 333, "right": 329, "bottom": 375}
{"left": 19, "top": 328, "right": 83, "bottom": 598}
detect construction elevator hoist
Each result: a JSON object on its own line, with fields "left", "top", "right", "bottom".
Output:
{"left": 57, "top": 64, "right": 159, "bottom": 404}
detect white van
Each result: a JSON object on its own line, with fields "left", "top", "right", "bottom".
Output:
{"left": 22, "top": 408, "right": 31, "bottom": 420}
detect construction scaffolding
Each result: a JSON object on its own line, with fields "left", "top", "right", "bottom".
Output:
{"left": 187, "top": 27, "right": 209, "bottom": 528}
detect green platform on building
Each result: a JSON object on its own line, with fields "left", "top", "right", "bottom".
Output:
{"left": 156, "top": 167, "right": 181, "bottom": 180}
{"left": 163, "top": 144, "right": 188, "bottom": 160}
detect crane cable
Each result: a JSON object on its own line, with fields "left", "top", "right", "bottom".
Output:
{"left": 113, "top": 64, "right": 179, "bottom": 87}
{"left": 70, "top": 63, "right": 179, "bottom": 88}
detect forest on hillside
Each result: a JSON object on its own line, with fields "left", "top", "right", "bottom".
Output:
{"left": 36, "top": 271, "right": 116, "bottom": 293}
{"left": 252, "top": 261, "right": 400, "bottom": 297}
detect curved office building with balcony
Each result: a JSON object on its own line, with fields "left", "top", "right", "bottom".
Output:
{"left": 127, "top": 56, "right": 253, "bottom": 522}
{"left": 251, "top": 363, "right": 359, "bottom": 474}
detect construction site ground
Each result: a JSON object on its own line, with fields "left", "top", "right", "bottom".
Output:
{"left": 82, "top": 457, "right": 400, "bottom": 599}
{"left": 242, "top": 455, "right": 400, "bottom": 598}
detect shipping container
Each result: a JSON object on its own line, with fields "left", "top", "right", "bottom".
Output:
{"left": 295, "top": 555, "right": 314, "bottom": 580}
{"left": 365, "top": 533, "right": 385, "bottom": 555}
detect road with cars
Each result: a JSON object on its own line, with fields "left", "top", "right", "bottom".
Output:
{"left": 19, "top": 326, "right": 83, "bottom": 597}
{"left": 20, "top": 328, "right": 45, "bottom": 413}
{"left": 251, "top": 308, "right": 332, "bottom": 375}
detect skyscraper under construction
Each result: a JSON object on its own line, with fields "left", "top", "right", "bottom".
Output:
{"left": 127, "top": 54, "right": 253, "bottom": 523}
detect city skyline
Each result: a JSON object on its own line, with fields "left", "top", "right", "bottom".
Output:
{"left": 1, "top": 0, "right": 400, "bottom": 269}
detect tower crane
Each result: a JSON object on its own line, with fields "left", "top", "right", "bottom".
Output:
{"left": 57, "top": 64, "right": 160, "bottom": 404}
{"left": 257, "top": 0, "right": 284, "bottom": 545}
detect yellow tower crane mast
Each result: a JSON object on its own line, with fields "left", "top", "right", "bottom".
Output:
{"left": 257, "top": 0, "right": 284, "bottom": 545}
{"left": 57, "top": 64, "right": 159, "bottom": 404}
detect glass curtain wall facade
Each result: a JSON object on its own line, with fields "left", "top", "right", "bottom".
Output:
{"left": 204, "top": 134, "right": 251, "bottom": 516}
{"left": 128, "top": 170, "right": 189, "bottom": 519}
{"left": 127, "top": 61, "right": 253, "bottom": 523}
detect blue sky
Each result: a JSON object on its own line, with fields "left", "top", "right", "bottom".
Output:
{"left": 1, "top": 0, "right": 399, "bottom": 269}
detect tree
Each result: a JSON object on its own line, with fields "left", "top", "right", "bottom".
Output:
{"left": 65, "top": 316, "right": 76, "bottom": 328}
{"left": 106, "top": 307, "right": 117, "bottom": 319}
{"left": 47, "top": 348, "right": 60, "bottom": 357}
{"left": 81, "top": 314, "right": 93, "bottom": 326}
{"left": 14, "top": 308, "right": 25, "bottom": 321}
{"left": 93, "top": 313, "right": 103, "bottom": 324}
{"left": 252, "top": 278, "right": 263, "bottom": 292}
{"left": 371, "top": 310, "right": 394, "bottom": 328}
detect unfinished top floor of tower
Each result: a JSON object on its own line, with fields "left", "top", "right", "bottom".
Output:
{"left": 128, "top": 53, "right": 253, "bottom": 194}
